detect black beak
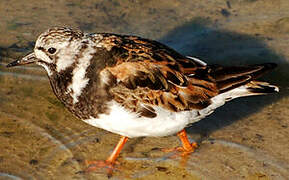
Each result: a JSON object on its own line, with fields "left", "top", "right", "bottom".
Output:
{"left": 6, "top": 53, "right": 37, "bottom": 68}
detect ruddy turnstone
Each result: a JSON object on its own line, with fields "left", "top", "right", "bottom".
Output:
{"left": 7, "top": 27, "right": 278, "bottom": 172}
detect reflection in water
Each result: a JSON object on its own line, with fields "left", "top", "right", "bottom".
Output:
{"left": 0, "top": 71, "right": 47, "bottom": 81}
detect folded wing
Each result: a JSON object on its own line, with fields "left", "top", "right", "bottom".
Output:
{"left": 97, "top": 34, "right": 278, "bottom": 118}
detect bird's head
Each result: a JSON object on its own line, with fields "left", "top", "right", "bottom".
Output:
{"left": 7, "top": 27, "right": 87, "bottom": 76}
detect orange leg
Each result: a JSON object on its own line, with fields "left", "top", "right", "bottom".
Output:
{"left": 162, "top": 129, "right": 198, "bottom": 154}
{"left": 177, "top": 129, "right": 198, "bottom": 153}
{"left": 86, "top": 136, "right": 128, "bottom": 175}
{"left": 106, "top": 136, "right": 128, "bottom": 163}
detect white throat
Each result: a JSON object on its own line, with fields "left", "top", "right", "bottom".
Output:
{"left": 36, "top": 62, "right": 53, "bottom": 76}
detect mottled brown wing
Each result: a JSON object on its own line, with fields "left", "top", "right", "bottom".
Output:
{"left": 104, "top": 62, "right": 218, "bottom": 118}
{"left": 97, "top": 33, "right": 207, "bottom": 72}
{"left": 97, "top": 34, "right": 277, "bottom": 118}
{"left": 94, "top": 34, "right": 219, "bottom": 117}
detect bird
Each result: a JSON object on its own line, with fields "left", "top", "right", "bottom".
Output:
{"left": 7, "top": 27, "right": 278, "bottom": 172}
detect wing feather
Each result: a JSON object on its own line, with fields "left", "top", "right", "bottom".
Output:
{"left": 96, "top": 33, "right": 277, "bottom": 118}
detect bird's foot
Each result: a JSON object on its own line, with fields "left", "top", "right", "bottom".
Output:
{"left": 85, "top": 160, "right": 118, "bottom": 178}
{"left": 162, "top": 142, "right": 198, "bottom": 155}
{"left": 84, "top": 136, "right": 128, "bottom": 177}
{"left": 161, "top": 142, "right": 198, "bottom": 166}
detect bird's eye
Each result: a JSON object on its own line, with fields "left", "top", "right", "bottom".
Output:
{"left": 48, "top": 47, "right": 56, "bottom": 54}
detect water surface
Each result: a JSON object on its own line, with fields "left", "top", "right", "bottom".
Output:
{"left": 0, "top": 0, "right": 289, "bottom": 179}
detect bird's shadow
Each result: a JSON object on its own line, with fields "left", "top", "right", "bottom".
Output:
{"left": 159, "top": 17, "right": 289, "bottom": 136}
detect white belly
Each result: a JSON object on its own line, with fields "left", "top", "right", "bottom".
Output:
{"left": 83, "top": 100, "right": 219, "bottom": 138}
{"left": 83, "top": 85, "right": 256, "bottom": 138}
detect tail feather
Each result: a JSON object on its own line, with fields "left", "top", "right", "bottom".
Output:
{"left": 212, "top": 81, "right": 278, "bottom": 107}
{"left": 211, "top": 66, "right": 263, "bottom": 81}
{"left": 246, "top": 81, "right": 279, "bottom": 95}
{"left": 217, "top": 75, "right": 251, "bottom": 93}
{"left": 209, "top": 63, "right": 278, "bottom": 94}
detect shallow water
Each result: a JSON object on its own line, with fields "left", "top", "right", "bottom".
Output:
{"left": 0, "top": 0, "right": 289, "bottom": 179}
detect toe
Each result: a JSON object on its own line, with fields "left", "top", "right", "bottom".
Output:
{"left": 84, "top": 160, "right": 117, "bottom": 177}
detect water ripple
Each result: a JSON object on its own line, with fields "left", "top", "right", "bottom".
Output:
{"left": 0, "top": 71, "right": 47, "bottom": 81}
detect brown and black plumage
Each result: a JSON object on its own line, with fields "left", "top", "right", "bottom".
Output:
{"left": 91, "top": 33, "right": 277, "bottom": 118}
{"left": 6, "top": 27, "right": 279, "bottom": 173}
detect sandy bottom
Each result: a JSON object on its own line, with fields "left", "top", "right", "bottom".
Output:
{"left": 0, "top": 0, "right": 289, "bottom": 179}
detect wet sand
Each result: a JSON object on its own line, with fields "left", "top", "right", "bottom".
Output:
{"left": 0, "top": 0, "right": 289, "bottom": 179}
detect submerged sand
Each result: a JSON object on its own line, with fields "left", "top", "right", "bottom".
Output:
{"left": 0, "top": 0, "right": 288, "bottom": 179}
